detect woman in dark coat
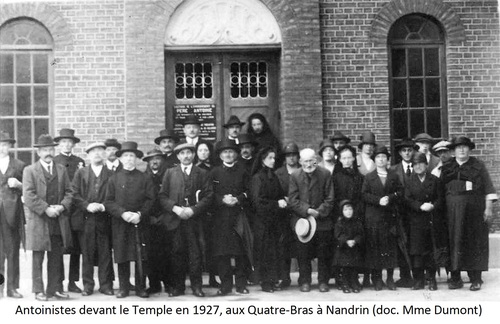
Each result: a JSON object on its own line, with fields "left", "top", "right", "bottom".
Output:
{"left": 210, "top": 139, "right": 251, "bottom": 295}
{"left": 361, "top": 145, "right": 402, "bottom": 291}
{"left": 441, "top": 136, "right": 498, "bottom": 291}
{"left": 404, "top": 152, "right": 447, "bottom": 291}
{"left": 334, "top": 200, "right": 364, "bottom": 294}
{"left": 247, "top": 113, "right": 281, "bottom": 156}
{"left": 250, "top": 146, "right": 288, "bottom": 292}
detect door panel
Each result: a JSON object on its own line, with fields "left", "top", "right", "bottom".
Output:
{"left": 165, "top": 51, "right": 279, "bottom": 142}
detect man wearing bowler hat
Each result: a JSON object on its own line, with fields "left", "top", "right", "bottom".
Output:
{"left": 53, "top": 128, "right": 85, "bottom": 293}
{"left": 389, "top": 138, "right": 420, "bottom": 288}
{"left": 159, "top": 143, "right": 213, "bottom": 297}
{"left": 414, "top": 133, "right": 440, "bottom": 171}
{"left": 224, "top": 115, "right": 245, "bottom": 144}
{"left": 237, "top": 133, "right": 258, "bottom": 173}
{"left": 104, "top": 141, "right": 155, "bottom": 298}
{"left": 104, "top": 139, "right": 123, "bottom": 172}
{"left": 142, "top": 149, "right": 170, "bottom": 295}
{"left": 71, "top": 142, "right": 114, "bottom": 296}
{"left": 289, "top": 148, "right": 334, "bottom": 293}
{"left": 154, "top": 129, "right": 180, "bottom": 169}
{"left": 182, "top": 115, "right": 206, "bottom": 146}
{"left": 23, "top": 134, "right": 73, "bottom": 301}
{"left": 0, "top": 132, "right": 26, "bottom": 299}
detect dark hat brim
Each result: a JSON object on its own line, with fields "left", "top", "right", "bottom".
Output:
{"left": 142, "top": 152, "right": 165, "bottom": 161}
{"left": 116, "top": 149, "right": 144, "bottom": 159}
{"left": 319, "top": 144, "right": 336, "bottom": 156}
{"left": 395, "top": 143, "right": 420, "bottom": 151}
{"left": 448, "top": 142, "right": 475, "bottom": 150}
{"left": 358, "top": 142, "right": 377, "bottom": 149}
{"left": 154, "top": 135, "right": 180, "bottom": 145}
{"left": 174, "top": 145, "right": 196, "bottom": 155}
{"left": 33, "top": 143, "right": 58, "bottom": 148}
{"left": 331, "top": 136, "right": 351, "bottom": 144}
{"left": 223, "top": 122, "right": 246, "bottom": 128}
{"left": 53, "top": 136, "right": 81, "bottom": 144}
{"left": 0, "top": 139, "right": 16, "bottom": 144}
{"left": 217, "top": 145, "right": 240, "bottom": 154}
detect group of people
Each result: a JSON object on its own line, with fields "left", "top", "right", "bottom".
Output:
{"left": 0, "top": 112, "right": 497, "bottom": 301}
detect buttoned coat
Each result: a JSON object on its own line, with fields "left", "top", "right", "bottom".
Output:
{"left": 288, "top": 166, "right": 335, "bottom": 231}
{"left": 0, "top": 157, "right": 26, "bottom": 229}
{"left": 23, "top": 162, "right": 73, "bottom": 251}
{"left": 159, "top": 164, "right": 213, "bottom": 231}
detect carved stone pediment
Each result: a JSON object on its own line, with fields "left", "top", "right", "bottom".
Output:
{"left": 165, "top": 0, "right": 282, "bottom": 47}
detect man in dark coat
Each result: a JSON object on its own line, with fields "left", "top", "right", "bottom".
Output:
{"left": 274, "top": 142, "right": 300, "bottom": 289}
{"left": 389, "top": 138, "right": 419, "bottom": 288}
{"left": 143, "top": 149, "right": 169, "bottom": 295}
{"left": 159, "top": 143, "right": 213, "bottom": 297}
{"left": 0, "top": 132, "right": 25, "bottom": 299}
{"left": 71, "top": 142, "right": 114, "bottom": 296}
{"left": 104, "top": 142, "right": 155, "bottom": 298}
{"left": 237, "top": 134, "right": 257, "bottom": 173}
{"left": 289, "top": 148, "right": 334, "bottom": 293}
{"left": 224, "top": 115, "right": 245, "bottom": 144}
{"left": 154, "top": 129, "right": 180, "bottom": 169}
{"left": 23, "top": 135, "right": 73, "bottom": 301}
{"left": 210, "top": 139, "right": 251, "bottom": 296}
{"left": 53, "top": 128, "right": 85, "bottom": 293}
{"left": 441, "top": 136, "right": 498, "bottom": 291}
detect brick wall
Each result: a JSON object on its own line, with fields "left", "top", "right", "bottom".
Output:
{"left": 320, "top": 0, "right": 500, "bottom": 228}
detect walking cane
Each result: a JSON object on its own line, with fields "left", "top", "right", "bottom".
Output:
{"left": 134, "top": 224, "right": 145, "bottom": 289}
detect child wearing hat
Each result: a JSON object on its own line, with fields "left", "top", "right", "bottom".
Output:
{"left": 333, "top": 200, "right": 364, "bottom": 293}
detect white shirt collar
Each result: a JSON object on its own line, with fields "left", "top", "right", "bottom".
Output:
{"left": 39, "top": 159, "right": 54, "bottom": 173}
{"left": 402, "top": 160, "right": 413, "bottom": 171}
{"left": 223, "top": 162, "right": 235, "bottom": 168}
{"left": 91, "top": 164, "right": 103, "bottom": 177}
{"left": 181, "top": 163, "right": 193, "bottom": 175}
{"left": 61, "top": 152, "right": 72, "bottom": 157}
{"left": 106, "top": 159, "right": 120, "bottom": 170}
{"left": 0, "top": 155, "right": 9, "bottom": 174}
{"left": 186, "top": 137, "right": 199, "bottom": 145}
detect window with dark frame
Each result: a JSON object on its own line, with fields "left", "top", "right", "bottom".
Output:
{"left": 388, "top": 14, "right": 447, "bottom": 153}
{"left": 0, "top": 18, "right": 52, "bottom": 165}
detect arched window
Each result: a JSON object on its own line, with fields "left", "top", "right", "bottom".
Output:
{"left": 0, "top": 18, "right": 53, "bottom": 164}
{"left": 388, "top": 14, "right": 447, "bottom": 150}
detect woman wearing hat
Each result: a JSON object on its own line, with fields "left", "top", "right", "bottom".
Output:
{"left": 361, "top": 145, "right": 402, "bottom": 291}
{"left": 356, "top": 131, "right": 377, "bottom": 176}
{"left": 210, "top": 139, "right": 252, "bottom": 296}
{"left": 404, "top": 152, "right": 447, "bottom": 290}
{"left": 318, "top": 139, "right": 337, "bottom": 174}
{"left": 441, "top": 136, "right": 498, "bottom": 291}
{"left": 250, "top": 146, "right": 288, "bottom": 293}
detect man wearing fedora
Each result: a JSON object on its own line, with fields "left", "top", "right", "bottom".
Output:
{"left": 356, "top": 131, "right": 377, "bottom": 176}
{"left": 0, "top": 132, "right": 26, "bottom": 299}
{"left": 441, "top": 136, "right": 498, "bottom": 291}
{"left": 159, "top": 143, "right": 213, "bottom": 297}
{"left": 142, "top": 149, "right": 170, "bottom": 295}
{"left": 104, "top": 139, "right": 123, "bottom": 173}
{"left": 289, "top": 148, "right": 334, "bottom": 293}
{"left": 154, "top": 129, "right": 180, "bottom": 169}
{"left": 181, "top": 115, "right": 206, "bottom": 146}
{"left": 71, "top": 142, "right": 114, "bottom": 296}
{"left": 237, "top": 133, "right": 258, "bottom": 173}
{"left": 224, "top": 115, "right": 245, "bottom": 144}
{"left": 104, "top": 141, "right": 155, "bottom": 298}
{"left": 389, "top": 138, "right": 420, "bottom": 288}
{"left": 274, "top": 142, "right": 301, "bottom": 289}
{"left": 414, "top": 133, "right": 440, "bottom": 172}
{"left": 53, "top": 128, "right": 86, "bottom": 293}
{"left": 23, "top": 134, "right": 73, "bottom": 301}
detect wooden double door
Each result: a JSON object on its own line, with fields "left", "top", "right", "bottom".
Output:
{"left": 165, "top": 51, "right": 279, "bottom": 141}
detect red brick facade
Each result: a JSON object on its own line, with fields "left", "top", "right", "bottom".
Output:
{"left": 1, "top": 0, "right": 499, "bottom": 224}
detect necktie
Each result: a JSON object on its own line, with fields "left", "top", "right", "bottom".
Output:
{"left": 112, "top": 165, "right": 116, "bottom": 171}
{"left": 48, "top": 165, "right": 52, "bottom": 175}
{"left": 183, "top": 167, "right": 189, "bottom": 176}
{"left": 406, "top": 164, "right": 411, "bottom": 177}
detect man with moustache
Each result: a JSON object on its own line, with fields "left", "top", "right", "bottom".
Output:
{"left": 414, "top": 133, "right": 440, "bottom": 171}
{"left": 104, "top": 138, "right": 122, "bottom": 173}
{"left": 390, "top": 138, "right": 420, "bottom": 288}
{"left": 53, "top": 128, "right": 85, "bottom": 293}
{"left": 224, "top": 115, "right": 245, "bottom": 144}
{"left": 0, "top": 132, "right": 25, "bottom": 299}
{"left": 274, "top": 142, "right": 301, "bottom": 289}
{"left": 71, "top": 142, "right": 114, "bottom": 296}
{"left": 159, "top": 143, "right": 213, "bottom": 297}
{"left": 289, "top": 148, "right": 335, "bottom": 293}
{"left": 23, "top": 135, "right": 73, "bottom": 301}
{"left": 142, "top": 149, "right": 170, "bottom": 295}
{"left": 237, "top": 134, "right": 258, "bottom": 173}
{"left": 154, "top": 129, "right": 180, "bottom": 169}
{"left": 105, "top": 142, "right": 155, "bottom": 298}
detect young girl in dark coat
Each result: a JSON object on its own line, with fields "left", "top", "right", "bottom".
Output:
{"left": 334, "top": 200, "right": 364, "bottom": 293}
